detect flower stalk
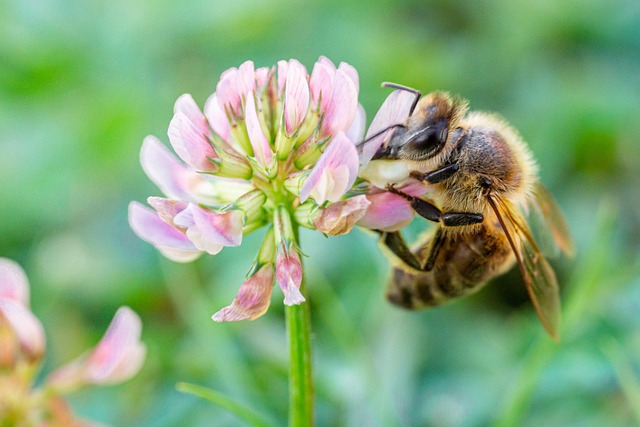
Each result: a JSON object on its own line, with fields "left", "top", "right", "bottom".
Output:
{"left": 285, "top": 225, "right": 313, "bottom": 427}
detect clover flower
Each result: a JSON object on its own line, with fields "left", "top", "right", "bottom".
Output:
{"left": 0, "top": 258, "right": 145, "bottom": 426}
{"left": 129, "top": 57, "right": 370, "bottom": 321}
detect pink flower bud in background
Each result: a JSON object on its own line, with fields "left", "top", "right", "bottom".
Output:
{"left": 49, "top": 307, "right": 146, "bottom": 390}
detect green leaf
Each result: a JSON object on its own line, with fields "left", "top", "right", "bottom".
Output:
{"left": 176, "top": 382, "right": 274, "bottom": 427}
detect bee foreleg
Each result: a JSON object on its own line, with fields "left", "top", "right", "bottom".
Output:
{"left": 386, "top": 185, "right": 484, "bottom": 226}
{"left": 410, "top": 163, "right": 459, "bottom": 184}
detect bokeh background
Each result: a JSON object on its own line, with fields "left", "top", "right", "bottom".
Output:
{"left": 2, "top": 0, "right": 640, "bottom": 425}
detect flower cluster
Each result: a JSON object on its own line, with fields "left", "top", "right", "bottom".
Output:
{"left": 129, "top": 57, "right": 419, "bottom": 321}
{"left": 0, "top": 258, "right": 145, "bottom": 426}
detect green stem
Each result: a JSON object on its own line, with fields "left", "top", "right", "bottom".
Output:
{"left": 285, "top": 228, "right": 313, "bottom": 426}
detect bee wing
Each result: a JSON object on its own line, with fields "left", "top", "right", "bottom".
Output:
{"left": 531, "top": 182, "right": 574, "bottom": 257}
{"left": 488, "top": 193, "right": 561, "bottom": 341}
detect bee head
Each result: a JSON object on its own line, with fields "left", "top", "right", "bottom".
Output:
{"left": 377, "top": 92, "right": 468, "bottom": 162}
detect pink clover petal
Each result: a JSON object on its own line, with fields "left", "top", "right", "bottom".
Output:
{"left": 317, "top": 56, "right": 336, "bottom": 71}
{"left": 0, "top": 258, "right": 30, "bottom": 306}
{"left": 168, "top": 112, "right": 217, "bottom": 172}
{"left": 236, "top": 60, "right": 256, "bottom": 96}
{"left": 361, "top": 89, "right": 416, "bottom": 167}
{"left": 300, "top": 132, "right": 359, "bottom": 204}
{"left": 310, "top": 61, "right": 335, "bottom": 109}
{"left": 140, "top": 136, "right": 214, "bottom": 203}
{"left": 173, "top": 204, "right": 244, "bottom": 255}
{"left": 147, "top": 197, "right": 189, "bottom": 226}
{"left": 204, "top": 93, "right": 231, "bottom": 141}
{"left": 322, "top": 69, "right": 358, "bottom": 136}
{"left": 216, "top": 67, "right": 241, "bottom": 115}
{"left": 255, "top": 67, "right": 271, "bottom": 90}
{"left": 337, "top": 62, "right": 359, "bottom": 94}
{"left": 0, "top": 298, "right": 45, "bottom": 361}
{"left": 346, "top": 104, "right": 366, "bottom": 144}
{"left": 212, "top": 264, "right": 275, "bottom": 322}
{"left": 277, "top": 60, "right": 289, "bottom": 92}
{"left": 284, "top": 59, "right": 310, "bottom": 135}
{"left": 314, "top": 195, "right": 371, "bottom": 236}
{"left": 173, "top": 94, "right": 208, "bottom": 134}
{"left": 84, "top": 307, "right": 146, "bottom": 384}
{"left": 276, "top": 250, "right": 305, "bottom": 305}
{"left": 128, "top": 202, "right": 202, "bottom": 263}
{"left": 245, "top": 92, "right": 272, "bottom": 167}
{"left": 357, "top": 191, "right": 415, "bottom": 231}
{"left": 49, "top": 307, "right": 145, "bottom": 389}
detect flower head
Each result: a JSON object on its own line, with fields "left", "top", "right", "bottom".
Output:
{"left": 130, "top": 57, "right": 365, "bottom": 321}
{"left": 0, "top": 258, "right": 145, "bottom": 426}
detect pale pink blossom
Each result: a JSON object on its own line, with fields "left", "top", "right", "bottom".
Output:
{"left": 131, "top": 57, "right": 364, "bottom": 320}
{"left": 140, "top": 136, "right": 218, "bottom": 205}
{"left": 245, "top": 91, "right": 273, "bottom": 168}
{"left": 320, "top": 69, "right": 358, "bottom": 136}
{"left": 0, "top": 260, "right": 145, "bottom": 425}
{"left": 283, "top": 59, "right": 310, "bottom": 136}
{"left": 300, "top": 132, "right": 359, "bottom": 204}
{"left": 174, "top": 93, "right": 208, "bottom": 134}
{"left": 0, "top": 258, "right": 46, "bottom": 362}
{"left": 173, "top": 204, "right": 244, "bottom": 255}
{"left": 204, "top": 93, "right": 231, "bottom": 142}
{"left": 276, "top": 248, "right": 305, "bottom": 306}
{"left": 128, "top": 201, "right": 202, "bottom": 262}
{"left": 49, "top": 307, "right": 145, "bottom": 389}
{"left": 360, "top": 89, "right": 416, "bottom": 168}
{"left": 212, "top": 264, "right": 275, "bottom": 321}
{"left": 314, "top": 195, "right": 370, "bottom": 236}
{"left": 0, "top": 258, "right": 29, "bottom": 306}
{"left": 345, "top": 104, "right": 366, "bottom": 144}
{"left": 357, "top": 191, "right": 415, "bottom": 232}
{"left": 168, "top": 95, "right": 217, "bottom": 172}
{"left": 0, "top": 299, "right": 46, "bottom": 362}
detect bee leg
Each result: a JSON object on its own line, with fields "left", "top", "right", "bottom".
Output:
{"left": 422, "top": 227, "right": 445, "bottom": 271}
{"left": 379, "top": 231, "right": 423, "bottom": 271}
{"left": 410, "top": 163, "right": 459, "bottom": 184}
{"left": 386, "top": 185, "right": 484, "bottom": 227}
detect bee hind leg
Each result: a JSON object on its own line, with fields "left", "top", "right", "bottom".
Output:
{"left": 378, "top": 227, "right": 445, "bottom": 273}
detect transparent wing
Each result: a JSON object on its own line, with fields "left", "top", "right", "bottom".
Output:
{"left": 531, "top": 182, "right": 574, "bottom": 257}
{"left": 488, "top": 193, "right": 561, "bottom": 341}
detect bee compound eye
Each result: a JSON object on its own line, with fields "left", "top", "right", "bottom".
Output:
{"left": 407, "top": 118, "right": 450, "bottom": 159}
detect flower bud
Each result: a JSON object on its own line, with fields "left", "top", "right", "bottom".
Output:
{"left": 314, "top": 195, "right": 370, "bottom": 236}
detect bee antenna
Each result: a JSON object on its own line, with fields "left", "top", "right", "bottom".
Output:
{"left": 381, "top": 82, "right": 422, "bottom": 116}
{"left": 356, "top": 123, "right": 405, "bottom": 149}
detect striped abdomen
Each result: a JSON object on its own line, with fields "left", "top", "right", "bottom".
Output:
{"left": 386, "top": 223, "right": 515, "bottom": 309}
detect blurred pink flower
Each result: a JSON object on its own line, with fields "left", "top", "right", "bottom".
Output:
{"left": 49, "top": 307, "right": 146, "bottom": 389}
{"left": 0, "top": 258, "right": 45, "bottom": 363}
{"left": 129, "top": 57, "right": 365, "bottom": 321}
{"left": 0, "top": 259, "right": 145, "bottom": 426}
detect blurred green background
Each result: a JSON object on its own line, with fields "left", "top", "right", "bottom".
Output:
{"left": 2, "top": 0, "right": 640, "bottom": 425}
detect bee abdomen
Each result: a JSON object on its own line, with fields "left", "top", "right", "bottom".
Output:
{"left": 386, "top": 267, "right": 483, "bottom": 309}
{"left": 385, "top": 225, "right": 514, "bottom": 309}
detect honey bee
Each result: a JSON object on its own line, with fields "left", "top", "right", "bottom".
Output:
{"left": 361, "top": 83, "right": 573, "bottom": 340}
